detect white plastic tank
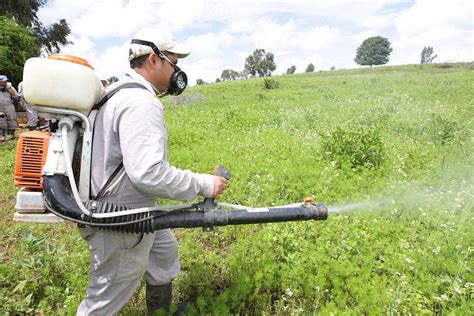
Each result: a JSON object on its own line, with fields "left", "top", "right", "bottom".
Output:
{"left": 23, "top": 55, "right": 103, "bottom": 112}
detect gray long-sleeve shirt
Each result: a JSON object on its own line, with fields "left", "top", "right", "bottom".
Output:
{"left": 90, "top": 70, "right": 214, "bottom": 206}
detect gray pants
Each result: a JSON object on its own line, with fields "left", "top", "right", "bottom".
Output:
{"left": 21, "top": 99, "right": 38, "bottom": 127}
{"left": 77, "top": 228, "right": 180, "bottom": 315}
{"left": 0, "top": 102, "right": 16, "bottom": 129}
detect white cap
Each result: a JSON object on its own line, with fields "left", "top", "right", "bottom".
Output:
{"left": 0, "top": 75, "right": 8, "bottom": 81}
{"left": 128, "top": 30, "right": 191, "bottom": 61}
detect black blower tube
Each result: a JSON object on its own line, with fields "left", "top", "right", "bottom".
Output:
{"left": 43, "top": 175, "right": 328, "bottom": 233}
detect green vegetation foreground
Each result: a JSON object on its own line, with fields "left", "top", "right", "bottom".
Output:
{"left": 1, "top": 63, "right": 473, "bottom": 314}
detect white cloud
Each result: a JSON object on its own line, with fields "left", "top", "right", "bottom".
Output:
{"left": 182, "top": 29, "right": 252, "bottom": 83}
{"left": 392, "top": 27, "right": 474, "bottom": 64}
{"left": 395, "top": 0, "right": 473, "bottom": 36}
{"left": 157, "top": 0, "right": 205, "bottom": 33}
{"left": 61, "top": 35, "right": 96, "bottom": 56}
{"left": 391, "top": 0, "right": 474, "bottom": 64}
{"left": 58, "top": 35, "right": 130, "bottom": 80}
{"left": 226, "top": 19, "right": 256, "bottom": 34}
{"left": 247, "top": 17, "right": 342, "bottom": 72}
{"left": 185, "top": 57, "right": 224, "bottom": 85}
{"left": 436, "top": 43, "right": 474, "bottom": 62}
{"left": 362, "top": 16, "right": 392, "bottom": 29}
{"left": 38, "top": 0, "right": 98, "bottom": 24}
{"left": 250, "top": 17, "right": 341, "bottom": 52}
{"left": 185, "top": 33, "right": 224, "bottom": 58}
{"left": 93, "top": 42, "right": 131, "bottom": 79}
{"left": 217, "top": 0, "right": 394, "bottom": 24}
{"left": 352, "top": 30, "right": 378, "bottom": 44}
{"left": 72, "top": 0, "right": 157, "bottom": 39}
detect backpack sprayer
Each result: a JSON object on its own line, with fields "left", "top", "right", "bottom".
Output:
{"left": 13, "top": 54, "right": 328, "bottom": 233}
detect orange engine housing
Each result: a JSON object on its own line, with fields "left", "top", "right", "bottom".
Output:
{"left": 14, "top": 131, "right": 51, "bottom": 189}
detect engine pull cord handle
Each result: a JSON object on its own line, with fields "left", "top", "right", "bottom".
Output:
{"left": 198, "top": 165, "right": 232, "bottom": 232}
{"left": 214, "top": 165, "right": 232, "bottom": 182}
{"left": 200, "top": 165, "right": 232, "bottom": 213}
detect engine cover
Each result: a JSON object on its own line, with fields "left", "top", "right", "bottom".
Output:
{"left": 14, "top": 130, "right": 51, "bottom": 189}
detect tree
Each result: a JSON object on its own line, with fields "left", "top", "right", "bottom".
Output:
{"left": 305, "top": 63, "right": 315, "bottom": 72}
{"left": 244, "top": 48, "right": 276, "bottom": 77}
{"left": 34, "top": 19, "right": 71, "bottom": 54}
{"left": 420, "top": 46, "right": 437, "bottom": 64}
{"left": 354, "top": 36, "right": 392, "bottom": 67}
{"left": 215, "top": 78, "right": 221, "bottom": 83}
{"left": 0, "top": 0, "right": 71, "bottom": 54}
{"left": 221, "top": 69, "right": 240, "bottom": 81}
{"left": 196, "top": 79, "right": 206, "bottom": 85}
{"left": 0, "top": 17, "right": 40, "bottom": 85}
{"left": 286, "top": 65, "right": 296, "bottom": 75}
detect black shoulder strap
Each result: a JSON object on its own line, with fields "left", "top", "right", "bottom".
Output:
{"left": 92, "top": 82, "right": 148, "bottom": 110}
{"left": 90, "top": 82, "right": 148, "bottom": 200}
{"left": 92, "top": 162, "right": 124, "bottom": 200}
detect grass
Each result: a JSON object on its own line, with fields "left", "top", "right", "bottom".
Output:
{"left": 1, "top": 62, "right": 473, "bottom": 314}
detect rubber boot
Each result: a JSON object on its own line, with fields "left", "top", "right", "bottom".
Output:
{"left": 8, "top": 129, "right": 15, "bottom": 140}
{"left": 0, "top": 129, "right": 5, "bottom": 142}
{"left": 146, "top": 282, "right": 172, "bottom": 315}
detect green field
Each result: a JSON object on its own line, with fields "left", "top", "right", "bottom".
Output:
{"left": 1, "top": 63, "right": 473, "bottom": 314}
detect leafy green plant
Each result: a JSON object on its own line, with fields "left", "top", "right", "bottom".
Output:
{"left": 320, "top": 123, "right": 386, "bottom": 170}
{"left": 263, "top": 78, "right": 280, "bottom": 89}
{"left": 430, "top": 113, "right": 458, "bottom": 145}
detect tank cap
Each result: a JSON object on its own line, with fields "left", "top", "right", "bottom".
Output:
{"left": 48, "top": 54, "right": 94, "bottom": 70}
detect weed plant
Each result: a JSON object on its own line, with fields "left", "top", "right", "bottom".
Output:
{"left": 1, "top": 63, "right": 473, "bottom": 314}
{"left": 320, "top": 122, "right": 386, "bottom": 170}
{"left": 263, "top": 78, "right": 280, "bottom": 89}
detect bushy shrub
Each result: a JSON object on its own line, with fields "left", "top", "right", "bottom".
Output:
{"left": 263, "top": 78, "right": 280, "bottom": 89}
{"left": 436, "top": 63, "right": 453, "bottom": 69}
{"left": 430, "top": 114, "right": 457, "bottom": 145}
{"left": 320, "top": 123, "right": 386, "bottom": 170}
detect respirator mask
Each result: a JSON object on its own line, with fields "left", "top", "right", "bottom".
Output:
{"left": 131, "top": 39, "right": 188, "bottom": 96}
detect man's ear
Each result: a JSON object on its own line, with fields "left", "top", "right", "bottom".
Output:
{"left": 148, "top": 53, "right": 162, "bottom": 67}
{"left": 147, "top": 53, "right": 156, "bottom": 66}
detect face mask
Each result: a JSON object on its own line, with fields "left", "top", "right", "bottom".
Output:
{"left": 131, "top": 39, "right": 188, "bottom": 96}
{"left": 160, "top": 53, "right": 187, "bottom": 96}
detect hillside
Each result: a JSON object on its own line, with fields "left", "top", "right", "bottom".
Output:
{"left": 1, "top": 63, "right": 473, "bottom": 314}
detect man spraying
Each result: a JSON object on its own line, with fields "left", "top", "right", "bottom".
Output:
{"left": 77, "top": 31, "right": 228, "bottom": 315}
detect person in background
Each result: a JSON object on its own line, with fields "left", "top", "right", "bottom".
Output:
{"left": 18, "top": 81, "right": 39, "bottom": 130}
{"left": 0, "top": 75, "right": 18, "bottom": 141}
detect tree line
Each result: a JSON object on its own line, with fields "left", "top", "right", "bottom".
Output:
{"left": 204, "top": 49, "right": 317, "bottom": 85}
{"left": 198, "top": 36, "right": 439, "bottom": 85}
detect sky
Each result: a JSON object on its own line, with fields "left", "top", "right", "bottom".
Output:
{"left": 38, "top": 0, "right": 474, "bottom": 85}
